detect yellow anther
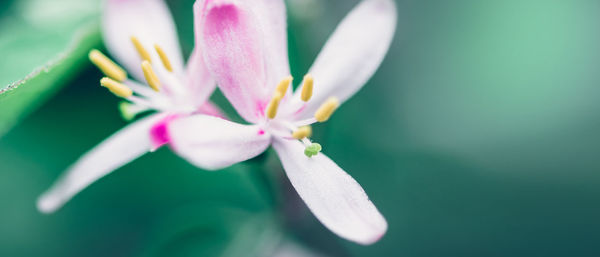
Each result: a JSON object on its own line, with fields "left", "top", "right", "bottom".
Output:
{"left": 314, "top": 97, "right": 339, "bottom": 122}
{"left": 154, "top": 44, "right": 173, "bottom": 72}
{"left": 266, "top": 92, "right": 283, "bottom": 119}
{"left": 292, "top": 126, "right": 312, "bottom": 139}
{"left": 131, "top": 36, "right": 152, "bottom": 63}
{"left": 88, "top": 50, "right": 127, "bottom": 82}
{"left": 301, "top": 74, "right": 314, "bottom": 102}
{"left": 141, "top": 61, "right": 161, "bottom": 91}
{"left": 276, "top": 76, "right": 293, "bottom": 97}
{"left": 100, "top": 77, "right": 133, "bottom": 98}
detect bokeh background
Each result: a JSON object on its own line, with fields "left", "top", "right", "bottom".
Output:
{"left": 1, "top": 0, "right": 600, "bottom": 256}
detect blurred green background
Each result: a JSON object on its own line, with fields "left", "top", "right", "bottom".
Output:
{"left": 1, "top": 0, "right": 600, "bottom": 256}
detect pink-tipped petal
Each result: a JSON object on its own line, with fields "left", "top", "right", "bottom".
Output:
{"left": 185, "top": 48, "right": 216, "bottom": 104}
{"left": 168, "top": 115, "right": 271, "bottom": 170}
{"left": 196, "top": 0, "right": 290, "bottom": 97}
{"left": 272, "top": 139, "right": 387, "bottom": 245}
{"left": 36, "top": 114, "right": 164, "bottom": 213}
{"left": 293, "top": 0, "right": 397, "bottom": 118}
{"left": 104, "top": 0, "right": 184, "bottom": 81}
{"left": 197, "top": 0, "right": 272, "bottom": 122}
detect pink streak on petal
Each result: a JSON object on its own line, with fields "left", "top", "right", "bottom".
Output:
{"left": 149, "top": 114, "right": 181, "bottom": 151}
{"left": 293, "top": 104, "right": 306, "bottom": 116}
{"left": 255, "top": 100, "right": 268, "bottom": 119}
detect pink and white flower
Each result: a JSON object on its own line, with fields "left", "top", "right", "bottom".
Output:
{"left": 165, "top": 0, "right": 397, "bottom": 244}
{"left": 37, "top": 0, "right": 219, "bottom": 213}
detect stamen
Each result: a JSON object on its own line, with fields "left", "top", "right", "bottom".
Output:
{"left": 131, "top": 36, "right": 152, "bottom": 63}
{"left": 276, "top": 76, "right": 293, "bottom": 96}
{"left": 314, "top": 97, "right": 339, "bottom": 122}
{"left": 154, "top": 44, "right": 173, "bottom": 72}
{"left": 301, "top": 74, "right": 314, "bottom": 102}
{"left": 304, "top": 143, "right": 322, "bottom": 157}
{"left": 292, "top": 126, "right": 312, "bottom": 139}
{"left": 89, "top": 50, "right": 127, "bottom": 82}
{"left": 266, "top": 92, "right": 283, "bottom": 119}
{"left": 100, "top": 77, "right": 133, "bottom": 98}
{"left": 142, "top": 61, "right": 161, "bottom": 91}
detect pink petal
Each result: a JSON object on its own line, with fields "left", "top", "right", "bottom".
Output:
{"left": 291, "top": 0, "right": 397, "bottom": 119}
{"left": 272, "top": 139, "right": 387, "bottom": 245}
{"left": 185, "top": 48, "right": 217, "bottom": 104}
{"left": 197, "top": 0, "right": 287, "bottom": 122}
{"left": 167, "top": 115, "right": 271, "bottom": 170}
{"left": 103, "top": 0, "right": 184, "bottom": 81}
{"left": 37, "top": 114, "right": 164, "bottom": 213}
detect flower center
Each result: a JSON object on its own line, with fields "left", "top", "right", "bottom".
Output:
{"left": 88, "top": 36, "right": 194, "bottom": 119}
{"left": 262, "top": 75, "right": 340, "bottom": 157}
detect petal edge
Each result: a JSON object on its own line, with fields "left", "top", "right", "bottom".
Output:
{"left": 273, "top": 139, "right": 387, "bottom": 244}
{"left": 292, "top": 0, "right": 397, "bottom": 119}
{"left": 37, "top": 114, "right": 163, "bottom": 213}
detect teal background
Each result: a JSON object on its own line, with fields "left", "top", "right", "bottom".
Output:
{"left": 1, "top": 0, "right": 600, "bottom": 256}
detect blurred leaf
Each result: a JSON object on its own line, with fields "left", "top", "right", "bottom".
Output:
{"left": 0, "top": 0, "right": 101, "bottom": 137}
{"left": 0, "top": 66, "right": 280, "bottom": 256}
{"left": 144, "top": 207, "right": 284, "bottom": 257}
{"left": 285, "top": 0, "right": 600, "bottom": 256}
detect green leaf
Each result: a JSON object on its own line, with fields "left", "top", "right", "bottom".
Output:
{"left": 0, "top": 0, "right": 101, "bottom": 137}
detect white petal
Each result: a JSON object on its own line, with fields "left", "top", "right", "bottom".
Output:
{"left": 103, "top": 0, "right": 184, "bottom": 81}
{"left": 37, "top": 114, "right": 164, "bottom": 213}
{"left": 250, "top": 0, "right": 291, "bottom": 93}
{"left": 168, "top": 115, "right": 271, "bottom": 170}
{"left": 185, "top": 48, "right": 217, "bottom": 104}
{"left": 272, "top": 139, "right": 387, "bottom": 245}
{"left": 292, "top": 0, "right": 397, "bottom": 118}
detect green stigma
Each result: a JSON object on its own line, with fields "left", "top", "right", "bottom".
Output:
{"left": 304, "top": 143, "right": 322, "bottom": 157}
{"left": 119, "top": 102, "right": 136, "bottom": 121}
{"left": 119, "top": 101, "right": 149, "bottom": 121}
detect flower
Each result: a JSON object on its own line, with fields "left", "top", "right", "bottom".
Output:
{"left": 164, "top": 0, "right": 397, "bottom": 244}
{"left": 36, "top": 0, "right": 220, "bottom": 213}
